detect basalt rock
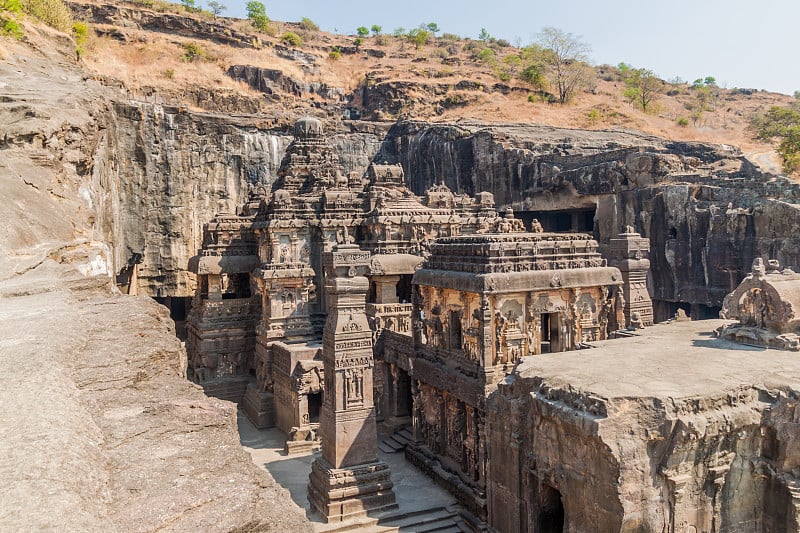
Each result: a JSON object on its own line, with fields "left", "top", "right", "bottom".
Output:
{"left": 0, "top": 38, "right": 305, "bottom": 531}
{"left": 68, "top": 0, "right": 257, "bottom": 48}
{"left": 378, "top": 121, "right": 800, "bottom": 316}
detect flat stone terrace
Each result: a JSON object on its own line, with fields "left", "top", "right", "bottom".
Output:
{"left": 514, "top": 319, "right": 800, "bottom": 402}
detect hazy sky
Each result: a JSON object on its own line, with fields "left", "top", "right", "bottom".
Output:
{"left": 220, "top": 0, "right": 798, "bottom": 95}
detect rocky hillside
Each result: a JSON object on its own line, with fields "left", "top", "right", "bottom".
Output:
{"left": 64, "top": 0, "right": 795, "bottom": 163}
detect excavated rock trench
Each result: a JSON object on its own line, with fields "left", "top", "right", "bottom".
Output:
{"left": 4, "top": 24, "right": 800, "bottom": 531}
{"left": 0, "top": 37, "right": 306, "bottom": 531}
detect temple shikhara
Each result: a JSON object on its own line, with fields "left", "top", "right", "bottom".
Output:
{"left": 185, "top": 118, "right": 800, "bottom": 531}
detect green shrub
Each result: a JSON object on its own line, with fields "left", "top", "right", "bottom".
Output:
{"left": 72, "top": 21, "right": 88, "bottom": 57}
{"left": 182, "top": 41, "right": 206, "bottom": 61}
{"left": 677, "top": 116, "right": 689, "bottom": 127}
{"left": 407, "top": 28, "right": 430, "bottom": 50}
{"left": 163, "top": 68, "right": 175, "bottom": 79}
{"left": 299, "top": 17, "right": 318, "bottom": 31}
{"left": 587, "top": 108, "right": 601, "bottom": 124}
{"left": 1, "top": 16, "right": 23, "bottom": 39}
{"left": 328, "top": 47, "right": 340, "bottom": 60}
{"left": 0, "top": 0, "right": 23, "bottom": 12}
{"left": 280, "top": 31, "right": 301, "bottom": 46}
{"left": 356, "top": 26, "right": 368, "bottom": 37}
{"left": 24, "top": 0, "right": 73, "bottom": 31}
{"left": 476, "top": 47, "right": 495, "bottom": 63}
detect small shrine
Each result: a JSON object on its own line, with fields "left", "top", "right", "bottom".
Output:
{"left": 718, "top": 257, "right": 800, "bottom": 350}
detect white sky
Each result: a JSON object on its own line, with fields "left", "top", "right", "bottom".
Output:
{"left": 220, "top": 0, "right": 799, "bottom": 95}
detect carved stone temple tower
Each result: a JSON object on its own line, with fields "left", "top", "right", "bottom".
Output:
{"left": 606, "top": 226, "right": 653, "bottom": 327}
{"left": 308, "top": 245, "right": 397, "bottom": 522}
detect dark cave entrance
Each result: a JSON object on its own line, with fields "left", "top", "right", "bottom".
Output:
{"left": 517, "top": 208, "right": 596, "bottom": 233}
{"left": 652, "top": 300, "right": 722, "bottom": 323}
{"left": 397, "top": 274, "right": 413, "bottom": 303}
{"left": 536, "top": 483, "right": 565, "bottom": 533}
{"left": 307, "top": 392, "right": 322, "bottom": 424}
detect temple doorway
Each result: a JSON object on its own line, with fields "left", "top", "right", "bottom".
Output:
{"left": 387, "top": 366, "right": 412, "bottom": 419}
{"left": 540, "top": 313, "right": 562, "bottom": 353}
{"left": 396, "top": 369, "right": 412, "bottom": 417}
{"left": 307, "top": 392, "right": 322, "bottom": 424}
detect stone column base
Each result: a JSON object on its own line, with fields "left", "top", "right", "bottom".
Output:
{"left": 308, "top": 457, "right": 397, "bottom": 523}
{"left": 242, "top": 383, "right": 275, "bottom": 429}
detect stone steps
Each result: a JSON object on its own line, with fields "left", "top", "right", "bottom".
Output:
{"left": 378, "top": 425, "right": 413, "bottom": 454}
{"left": 315, "top": 505, "right": 467, "bottom": 533}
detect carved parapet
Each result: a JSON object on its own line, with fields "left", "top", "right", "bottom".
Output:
{"left": 323, "top": 244, "right": 371, "bottom": 278}
{"left": 194, "top": 297, "right": 253, "bottom": 322}
{"left": 308, "top": 458, "right": 396, "bottom": 523}
{"left": 366, "top": 303, "right": 413, "bottom": 337}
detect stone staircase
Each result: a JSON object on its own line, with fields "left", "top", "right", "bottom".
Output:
{"left": 316, "top": 504, "right": 467, "bottom": 532}
{"left": 379, "top": 425, "right": 413, "bottom": 454}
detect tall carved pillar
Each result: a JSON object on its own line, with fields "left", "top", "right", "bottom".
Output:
{"left": 606, "top": 227, "right": 654, "bottom": 327}
{"left": 308, "top": 244, "right": 396, "bottom": 522}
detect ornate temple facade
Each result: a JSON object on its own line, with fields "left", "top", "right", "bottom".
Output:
{"left": 186, "top": 117, "right": 647, "bottom": 523}
{"left": 186, "top": 117, "right": 500, "bottom": 447}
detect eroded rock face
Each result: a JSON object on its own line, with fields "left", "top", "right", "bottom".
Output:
{"left": 0, "top": 38, "right": 306, "bottom": 532}
{"left": 378, "top": 122, "right": 800, "bottom": 316}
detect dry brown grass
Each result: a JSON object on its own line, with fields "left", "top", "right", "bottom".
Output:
{"left": 75, "top": 2, "right": 796, "bottom": 168}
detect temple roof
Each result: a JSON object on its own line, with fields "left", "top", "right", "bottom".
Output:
{"left": 513, "top": 319, "right": 800, "bottom": 404}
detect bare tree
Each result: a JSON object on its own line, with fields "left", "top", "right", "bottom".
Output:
{"left": 536, "top": 27, "right": 592, "bottom": 104}
{"left": 207, "top": 0, "right": 226, "bottom": 16}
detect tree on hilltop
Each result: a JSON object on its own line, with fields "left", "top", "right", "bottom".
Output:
{"left": 246, "top": 1, "right": 269, "bottom": 31}
{"left": 536, "top": 27, "right": 592, "bottom": 104}
{"left": 207, "top": 1, "right": 225, "bottom": 17}
{"left": 623, "top": 67, "right": 662, "bottom": 112}
{"left": 749, "top": 104, "right": 800, "bottom": 173}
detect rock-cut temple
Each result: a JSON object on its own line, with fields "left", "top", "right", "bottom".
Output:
{"left": 186, "top": 117, "right": 800, "bottom": 531}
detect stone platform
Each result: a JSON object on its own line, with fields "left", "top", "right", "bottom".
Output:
{"left": 486, "top": 319, "right": 800, "bottom": 532}
{"left": 514, "top": 318, "right": 800, "bottom": 398}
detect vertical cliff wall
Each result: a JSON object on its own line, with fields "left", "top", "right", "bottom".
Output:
{"left": 379, "top": 121, "right": 800, "bottom": 314}
{"left": 0, "top": 33, "right": 307, "bottom": 532}
{"left": 102, "top": 104, "right": 386, "bottom": 296}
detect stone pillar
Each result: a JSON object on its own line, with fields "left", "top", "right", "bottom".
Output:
{"left": 374, "top": 275, "right": 400, "bottom": 304}
{"left": 308, "top": 244, "right": 396, "bottom": 522}
{"left": 606, "top": 227, "right": 654, "bottom": 327}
